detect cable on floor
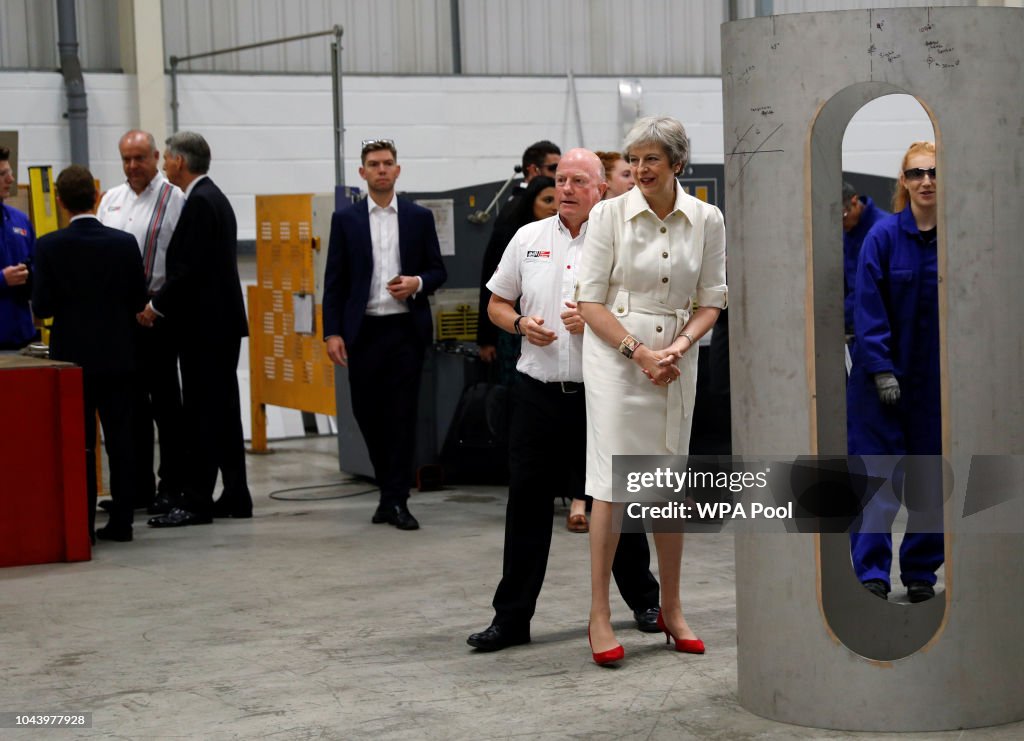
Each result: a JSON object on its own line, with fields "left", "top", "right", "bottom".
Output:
{"left": 268, "top": 480, "right": 379, "bottom": 501}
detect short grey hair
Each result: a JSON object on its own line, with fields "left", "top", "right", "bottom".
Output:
{"left": 165, "top": 131, "right": 211, "bottom": 174}
{"left": 623, "top": 116, "right": 690, "bottom": 170}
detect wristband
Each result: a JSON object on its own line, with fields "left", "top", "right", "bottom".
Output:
{"left": 513, "top": 315, "right": 526, "bottom": 336}
{"left": 618, "top": 334, "right": 643, "bottom": 359}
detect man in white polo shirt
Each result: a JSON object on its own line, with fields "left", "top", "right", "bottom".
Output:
{"left": 98, "top": 130, "right": 186, "bottom": 514}
{"left": 467, "top": 148, "right": 660, "bottom": 652}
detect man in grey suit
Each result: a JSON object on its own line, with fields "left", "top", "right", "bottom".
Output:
{"left": 142, "top": 131, "right": 252, "bottom": 528}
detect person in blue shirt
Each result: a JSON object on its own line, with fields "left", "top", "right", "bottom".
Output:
{"left": 842, "top": 181, "right": 889, "bottom": 336}
{"left": 0, "top": 147, "right": 37, "bottom": 350}
{"left": 847, "top": 141, "right": 943, "bottom": 603}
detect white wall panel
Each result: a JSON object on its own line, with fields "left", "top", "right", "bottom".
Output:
{"left": 1, "top": 69, "right": 934, "bottom": 241}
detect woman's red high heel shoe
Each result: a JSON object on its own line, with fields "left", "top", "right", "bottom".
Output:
{"left": 656, "top": 611, "right": 705, "bottom": 654}
{"left": 587, "top": 624, "right": 625, "bottom": 666}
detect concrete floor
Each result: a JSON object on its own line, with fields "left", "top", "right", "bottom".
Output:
{"left": 1, "top": 436, "right": 1021, "bottom": 740}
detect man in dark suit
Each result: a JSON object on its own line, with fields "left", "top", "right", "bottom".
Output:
{"left": 32, "top": 165, "right": 148, "bottom": 543}
{"left": 323, "top": 139, "right": 447, "bottom": 530}
{"left": 142, "top": 131, "right": 252, "bottom": 527}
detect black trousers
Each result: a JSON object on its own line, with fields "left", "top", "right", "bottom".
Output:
{"left": 83, "top": 370, "right": 137, "bottom": 536}
{"left": 348, "top": 314, "right": 424, "bottom": 508}
{"left": 491, "top": 372, "right": 660, "bottom": 628}
{"left": 133, "top": 320, "right": 186, "bottom": 504}
{"left": 178, "top": 336, "right": 251, "bottom": 517}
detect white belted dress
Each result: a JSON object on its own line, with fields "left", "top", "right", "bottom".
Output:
{"left": 576, "top": 184, "right": 728, "bottom": 502}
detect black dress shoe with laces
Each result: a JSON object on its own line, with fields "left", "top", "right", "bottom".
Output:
{"left": 147, "top": 507, "right": 213, "bottom": 528}
{"left": 906, "top": 581, "right": 936, "bottom": 603}
{"left": 633, "top": 606, "right": 661, "bottom": 633}
{"left": 467, "top": 624, "right": 531, "bottom": 652}
{"left": 147, "top": 492, "right": 179, "bottom": 516}
{"left": 862, "top": 578, "right": 890, "bottom": 600}
{"left": 372, "top": 504, "right": 419, "bottom": 530}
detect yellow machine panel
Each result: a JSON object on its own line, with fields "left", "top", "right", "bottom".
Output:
{"left": 248, "top": 194, "right": 336, "bottom": 451}
{"left": 28, "top": 166, "right": 59, "bottom": 237}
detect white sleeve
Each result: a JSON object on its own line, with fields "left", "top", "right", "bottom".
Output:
{"left": 485, "top": 232, "right": 522, "bottom": 301}
{"left": 576, "top": 200, "right": 615, "bottom": 303}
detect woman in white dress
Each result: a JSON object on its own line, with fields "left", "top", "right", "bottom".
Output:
{"left": 577, "top": 116, "right": 728, "bottom": 664}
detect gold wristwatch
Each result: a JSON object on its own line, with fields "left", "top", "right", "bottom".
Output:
{"left": 618, "top": 334, "right": 643, "bottom": 359}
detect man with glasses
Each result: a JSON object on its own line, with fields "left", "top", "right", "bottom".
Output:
{"left": 0, "top": 146, "right": 37, "bottom": 351}
{"left": 841, "top": 181, "right": 889, "bottom": 337}
{"left": 477, "top": 140, "right": 561, "bottom": 363}
{"left": 323, "top": 139, "right": 447, "bottom": 531}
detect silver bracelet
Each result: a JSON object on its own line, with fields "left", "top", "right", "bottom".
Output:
{"left": 679, "top": 332, "right": 695, "bottom": 347}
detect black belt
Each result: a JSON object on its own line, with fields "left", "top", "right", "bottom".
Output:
{"left": 522, "top": 373, "right": 583, "bottom": 394}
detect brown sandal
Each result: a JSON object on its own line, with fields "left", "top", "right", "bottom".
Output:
{"left": 566, "top": 513, "right": 589, "bottom": 533}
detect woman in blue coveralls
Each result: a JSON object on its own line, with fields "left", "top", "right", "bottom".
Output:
{"left": 847, "top": 140, "right": 944, "bottom": 603}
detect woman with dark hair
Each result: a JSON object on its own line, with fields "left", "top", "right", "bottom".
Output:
{"left": 477, "top": 176, "right": 557, "bottom": 378}
{"left": 848, "top": 141, "right": 943, "bottom": 604}
{"left": 578, "top": 116, "right": 727, "bottom": 665}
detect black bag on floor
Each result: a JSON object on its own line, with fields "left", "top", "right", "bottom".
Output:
{"left": 440, "top": 382, "right": 509, "bottom": 484}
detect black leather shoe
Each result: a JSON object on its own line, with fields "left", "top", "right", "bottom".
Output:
{"left": 212, "top": 498, "right": 253, "bottom": 519}
{"left": 147, "top": 507, "right": 213, "bottom": 528}
{"left": 862, "top": 579, "right": 889, "bottom": 600}
{"left": 372, "top": 504, "right": 419, "bottom": 530}
{"left": 633, "top": 606, "right": 661, "bottom": 633}
{"left": 467, "top": 624, "right": 530, "bottom": 652}
{"left": 147, "top": 492, "right": 178, "bottom": 516}
{"left": 906, "top": 581, "right": 935, "bottom": 603}
{"left": 95, "top": 525, "right": 133, "bottom": 542}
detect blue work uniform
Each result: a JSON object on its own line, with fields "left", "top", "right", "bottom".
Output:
{"left": 0, "top": 203, "right": 37, "bottom": 349}
{"left": 844, "top": 196, "right": 889, "bottom": 334}
{"left": 847, "top": 205, "right": 944, "bottom": 588}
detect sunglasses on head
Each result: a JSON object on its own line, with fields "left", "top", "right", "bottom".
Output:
{"left": 361, "top": 138, "right": 395, "bottom": 152}
{"left": 903, "top": 167, "right": 937, "bottom": 181}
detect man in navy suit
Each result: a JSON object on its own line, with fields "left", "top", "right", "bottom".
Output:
{"left": 323, "top": 139, "right": 447, "bottom": 530}
{"left": 142, "top": 131, "right": 252, "bottom": 528}
{"left": 32, "top": 165, "right": 148, "bottom": 542}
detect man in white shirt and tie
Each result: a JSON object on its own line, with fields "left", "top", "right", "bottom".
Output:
{"left": 322, "top": 139, "right": 447, "bottom": 530}
{"left": 98, "top": 130, "right": 186, "bottom": 514}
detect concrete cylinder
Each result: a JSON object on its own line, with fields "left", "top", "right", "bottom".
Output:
{"left": 723, "top": 8, "right": 1024, "bottom": 732}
